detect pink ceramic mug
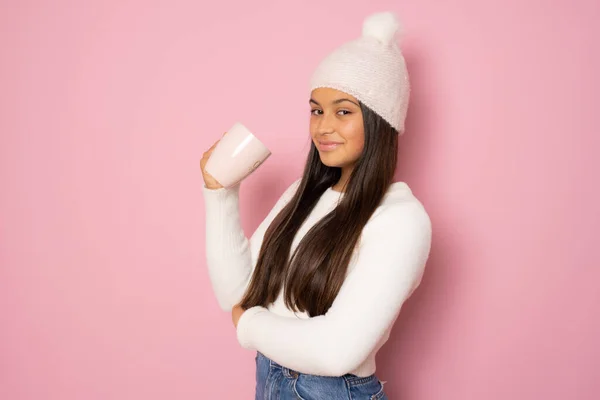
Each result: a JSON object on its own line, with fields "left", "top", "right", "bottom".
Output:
{"left": 204, "top": 122, "right": 272, "bottom": 188}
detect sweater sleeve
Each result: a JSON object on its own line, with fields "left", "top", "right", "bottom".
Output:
{"left": 201, "top": 178, "right": 301, "bottom": 311}
{"left": 235, "top": 201, "right": 432, "bottom": 376}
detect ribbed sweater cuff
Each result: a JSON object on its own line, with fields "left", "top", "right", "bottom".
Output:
{"left": 201, "top": 183, "right": 247, "bottom": 258}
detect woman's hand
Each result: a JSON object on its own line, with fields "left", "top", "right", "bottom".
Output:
{"left": 200, "top": 133, "right": 226, "bottom": 190}
{"left": 232, "top": 302, "right": 246, "bottom": 328}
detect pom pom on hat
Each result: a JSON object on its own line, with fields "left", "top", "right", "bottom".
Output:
{"left": 362, "top": 11, "right": 401, "bottom": 45}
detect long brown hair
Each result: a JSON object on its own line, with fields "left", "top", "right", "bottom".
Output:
{"left": 239, "top": 103, "right": 399, "bottom": 317}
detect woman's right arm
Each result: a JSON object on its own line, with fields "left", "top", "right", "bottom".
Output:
{"left": 200, "top": 137, "right": 301, "bottom": 311}
{"left": 201, "top": 179, "right": 300, "bottom": 311}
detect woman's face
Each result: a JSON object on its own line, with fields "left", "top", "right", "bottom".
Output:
{"left": 309, "top": 87, "right": 365, "bottom": 169}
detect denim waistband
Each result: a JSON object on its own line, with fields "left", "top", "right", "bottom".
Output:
{"left": 261, "top": 352, "right": 377, "bottom": 386}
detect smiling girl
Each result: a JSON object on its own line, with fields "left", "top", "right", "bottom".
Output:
{"left": 200, "top": 11, "right": 431, "bottom": 399}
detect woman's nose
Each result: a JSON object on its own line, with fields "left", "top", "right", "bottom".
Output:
{"left": 316, "top": 113, "right": 335, "bottom": 135}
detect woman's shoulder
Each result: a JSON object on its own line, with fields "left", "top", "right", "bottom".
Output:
{"left": 364, "top": 181, "right": 431, "bottom": 235}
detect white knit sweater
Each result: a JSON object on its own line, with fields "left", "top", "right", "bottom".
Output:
{"left": 202, "top": 178, "right": 432, "bottom": 377}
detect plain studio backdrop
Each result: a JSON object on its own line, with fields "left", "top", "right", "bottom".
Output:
{"left": 1, "top": 0, "right": 598, "bottom": 399}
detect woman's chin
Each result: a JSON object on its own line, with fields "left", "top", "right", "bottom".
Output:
{"left": 318, "top": 155, "right": 343, "bottom": 168}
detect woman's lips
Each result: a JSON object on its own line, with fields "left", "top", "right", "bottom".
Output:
{"left": 317, "top": 141, "right": 343, "bottom": 151}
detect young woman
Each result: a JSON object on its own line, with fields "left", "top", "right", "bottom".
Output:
{"left": 200, "top": 11, "right": 431, "bottom": 400}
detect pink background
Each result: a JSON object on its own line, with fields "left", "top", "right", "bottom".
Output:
{"left": 1, "top": 0, "right": 598, "bottom": 398}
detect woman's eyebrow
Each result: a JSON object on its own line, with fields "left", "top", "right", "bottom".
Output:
{"left": 333, "top": 98, "right": 359, "bottom": 106}
{"left": 309, "top": 98, "right": 359, "bottom": 106}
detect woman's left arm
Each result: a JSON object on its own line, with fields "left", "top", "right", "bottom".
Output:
{"left": 234, "top": 202, "right": 432, "bottom": 377}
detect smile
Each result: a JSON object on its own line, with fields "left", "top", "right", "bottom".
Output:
{"left": 317, "top": 141, "right": 343, "bottom": 152}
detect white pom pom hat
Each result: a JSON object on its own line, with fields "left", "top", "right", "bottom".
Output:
{"left": 309, "top": 11, "right": 410, "bottom": 134}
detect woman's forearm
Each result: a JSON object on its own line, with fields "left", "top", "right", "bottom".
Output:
{"left": 203, "top": 183, "right": 253, "bottom": 311}
{"left": 202, "top": 178, "right": 302, "bottom": 311}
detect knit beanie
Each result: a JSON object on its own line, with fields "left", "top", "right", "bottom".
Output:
{"left": 309, "top": 11, "right": 410, "bottom": 134}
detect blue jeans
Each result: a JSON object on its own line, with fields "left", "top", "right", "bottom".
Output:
{"left": 255, "top": 351, "right": 388, "bottom": 400}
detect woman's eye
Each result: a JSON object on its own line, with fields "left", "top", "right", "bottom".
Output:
{"left": 310, "top": 109, "right": 351, "bottom": 116}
